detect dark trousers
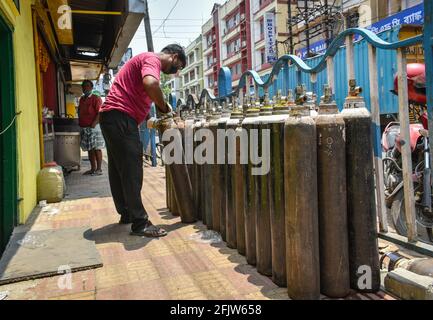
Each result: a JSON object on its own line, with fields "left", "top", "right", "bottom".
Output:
{"left": 100, "top": 110, "right": 148, "bottom": 231}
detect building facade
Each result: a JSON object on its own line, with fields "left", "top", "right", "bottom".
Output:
{"left": 180, "top": 35, "right": 204, "bottom": 99}
{"left": 202, "top": 0, "right": 289, "bottom": 94}
{"left": 0, "top": 0, "right": 42, "bottom": 253}
{"left": 250, "top": 0, "right": 289, "bottom": 78}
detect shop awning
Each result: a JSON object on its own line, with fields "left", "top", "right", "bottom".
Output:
{"left": 46, "top": 0, "right": 144, "bottom": 81}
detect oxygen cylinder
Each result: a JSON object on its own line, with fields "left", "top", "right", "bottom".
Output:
{"left": 284, "top": 85, "right": 320, "bottom": 300}
{"left": 216, "top": 100, "right": 232, "bottom": 241}
{"left": 268, "top": 90, "right": 293, "bottom": 287}
{"left": 174, "top": 109, "right": 196, "bottom": 223}
{"left": 255, "top": 92, "right": 273, "bottom": 277}
{"left": 166, "top": 164, "right": 171, "bottom": 211}
{"left": 208, "top": 103, "right": 223, "bottom": 233}
{"left": 150, "top": 112, "right": 195, "bottom": 223}
{"left": 190, "top": 102, "right": 204, "bottom": 221}
{"left": 316, "top": 85, "right": 350, "bottom": 298}
{"left": 225, "top": 98, "right": 243, "bottom": 249}
{"left": 233, "top": 96, "right": 249, "bottom": 256}
{"left": 341, "top": 79, "right": 380, "bottom": 293}
{"left": 168, "top": 111, "right": 183, "bottom": 217}
{"left": 242, "top": 95, "right": 261, "bottom": 266}
{"left": 202, "top": 102, "right": 215, "bottom": 228}
{"left": 184, "top": 109, "right": 196, "bottom": 195}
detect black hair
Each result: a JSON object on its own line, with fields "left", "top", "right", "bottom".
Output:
{"left": 162, "top": 44, "right": 187, "bottom": 68}
{"left": 82, "top": 80, "right": 94, "bottom": 88}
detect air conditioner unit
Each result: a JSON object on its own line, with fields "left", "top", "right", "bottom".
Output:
{"left": 242, "top": 41, "right": 247, "bottom": 47}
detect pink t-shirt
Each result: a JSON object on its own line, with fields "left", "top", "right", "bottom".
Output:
{"left": 101, "top": 52, "right": 161, "bottom": 125}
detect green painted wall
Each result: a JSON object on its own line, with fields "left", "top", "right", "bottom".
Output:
{"left": 0, "top": 10, "right": 17, "bottom": 253}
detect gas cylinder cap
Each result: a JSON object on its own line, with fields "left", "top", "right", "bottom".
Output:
{"left": 344, "top": 79, "right": 366, "bottom": 109}
{"left": 319, "top": 85, "right": 339, "bottom": 115}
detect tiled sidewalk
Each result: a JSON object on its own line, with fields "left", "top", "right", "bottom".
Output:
{"left": 0, "top": 160, "right": 395, "bottom": 300}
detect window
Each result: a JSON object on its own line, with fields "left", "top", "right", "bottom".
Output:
{"left": 231, "top": 63, "right": 242, "bottom": 76}
{"left": 260, "top": 50, "right": 265, "bottom": 66}
{"left": 207, "top": 55, "right": 213, "bottom": 68}
{"left": 206, "top": 34, "right": 212, "bottom": 48}
{"left": 225, "top": 12, "right": 240, "bottom": 32}
{"left": 188, "top": 53, "right": 194, "bottom": 65}
{"left": 227, "top": 38, "right": 241, "bottom": 56}
{"left": 260, "top": 19, "right": 265, "bottom": 38}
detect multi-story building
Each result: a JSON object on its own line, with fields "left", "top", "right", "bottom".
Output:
{"left": 180, "top": 35, "right": 204, "bottom": 99}
{"left": 202, "top": 0, "right": 288, "bottom": 93}
{"left": 250, "top": 0, "right": 289, "bottom": 78}
{"left": 166, "top": 76, "right": 182, "bottom": 101}
{"left": 202, "top": 4, "right": 222, "bottom": 95}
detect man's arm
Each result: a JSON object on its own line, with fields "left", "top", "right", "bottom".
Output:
{"left": 143, "top": 75, "right": 170, "bottom": 114}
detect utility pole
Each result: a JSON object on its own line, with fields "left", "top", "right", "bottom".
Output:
{"left": 288, "top": 1, "right": 293, "bottom": 54}
{"left": 144, "top": 0, "right": 154, "bottom": 52}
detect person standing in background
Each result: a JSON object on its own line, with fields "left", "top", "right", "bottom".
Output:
{"left": 78, "top": 80, "right": 105, "bottom": 176}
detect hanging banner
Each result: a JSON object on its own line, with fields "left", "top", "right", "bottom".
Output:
{"left": 265, "top": 12, "right": 277, "bottom": 64}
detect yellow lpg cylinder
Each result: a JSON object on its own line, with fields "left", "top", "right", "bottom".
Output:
{"left": 37, "top": 163, "right": 65, "bottom": 203}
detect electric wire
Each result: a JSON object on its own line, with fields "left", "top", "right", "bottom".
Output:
{"left": 0, "top": 112, "right": 21, "bottom": 136}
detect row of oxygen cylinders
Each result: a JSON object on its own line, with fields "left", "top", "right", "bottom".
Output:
{"left": 163, "top": 79, "right": 380, "bottom": 300}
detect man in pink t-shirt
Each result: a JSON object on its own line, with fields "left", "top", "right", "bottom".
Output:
{"left": 99, "top": 44, "right": 186, "bottom": 238}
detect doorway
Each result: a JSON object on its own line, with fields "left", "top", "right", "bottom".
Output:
{"left": 0, "top": 15, "right": 18, "bottom": 254}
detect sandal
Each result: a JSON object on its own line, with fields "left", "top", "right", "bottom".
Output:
{"left": 92, "top": 169, "right": 103, "bottom": 176}
{"left": 130, "top": 221, "right": 168, "bottom": 238}
{"left": 83, "top": 170, "right": 95, "bottom": 175}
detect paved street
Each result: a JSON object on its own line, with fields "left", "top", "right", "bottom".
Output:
{"left": 0, "top": 159, "right": 395, "bottom": 300}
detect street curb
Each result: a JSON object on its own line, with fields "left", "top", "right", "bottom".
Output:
{"left": 384, "top": 268, "right": 433, "bottom": 300}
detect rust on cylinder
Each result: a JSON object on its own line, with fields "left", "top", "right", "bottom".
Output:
{"left": 284, "top": 104, "right": 320, "bottom": 300}
{"left": 341, "top": 80, "right": 380, "bottom": 293}
{"left": 234, "top": 106, "right": 247, "bottom": 255}
{"left": 209, "top": 108, "right": 222, "bottom": 233}
{"left": 202, "top": 115, "right": 213, "bottom": 229}
{"left": 269, "top": 91, "right": 293, "bottom": 287}
{"left": 316, "top": 86, "right": 350, "bottom": 298}
{"left": 225, "top": 102, "right": 243, "bottom": 249}
{"left": 158, "top": 117, "right": 196, "bottom": 223}
{"left": 217, "top": 104, "right": 231, "bottom": 241}
{"left": 242, "top": 99, "right": 260, "bottom": 266}
{"left": 255, "top": 93, "right": 273, "bottom": 277}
